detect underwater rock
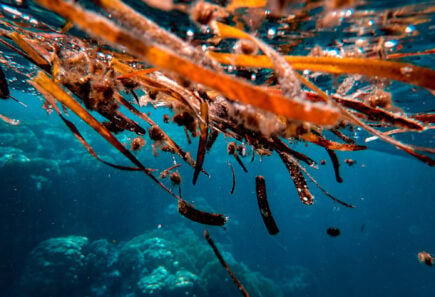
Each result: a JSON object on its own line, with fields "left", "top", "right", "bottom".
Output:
{"left": 136, "top": 266, "right": 200, "bottom": 297}
{"left": 280, "top": 266, "right": 318, "bottom": 297}
{"left": 120, "top": 235, "right": 175, "bottom": 273}
{"left": 200, "top": 259, "right": 283, "bottom": 297}
{"left": 84, "top": 239, "right": 121, "bottom": 297}
{"left": 19, "top": 235, "right": 89, "bottom": 297}
{"left": 136, "top": 266, "right": 170, "bottom": 296}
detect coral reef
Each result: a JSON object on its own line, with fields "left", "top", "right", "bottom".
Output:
{"left": 17, "top": 226, "right": 304, "bottom": 297}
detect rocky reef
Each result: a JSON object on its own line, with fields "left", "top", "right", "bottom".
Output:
{"left": 15, "top": 225, "right": 316, "bottom": 297}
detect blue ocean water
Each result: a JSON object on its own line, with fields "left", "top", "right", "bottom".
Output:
{"left": 0, "top": 1, "right": 434, "bottom": 297}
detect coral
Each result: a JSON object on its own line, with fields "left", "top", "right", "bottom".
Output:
{"left": 19, "top": 235, "right": 89, "bottom": 297}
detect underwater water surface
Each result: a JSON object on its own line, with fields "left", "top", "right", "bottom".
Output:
{"left": 1, "top": 1, "right": 434, "bottom": 297}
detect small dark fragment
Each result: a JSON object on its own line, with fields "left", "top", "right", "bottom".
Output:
{"left": 130, "top": 137, "right": 145, "bottom": 151}
{"left": 178, "top": 200, "right": 227, "bottom": 226}
{"left": 163, "top": 114, "right": 170, "bottom": 123}
{"left": 255, "top": 176, "right": 279, "bottom": 235}
{"left": 418, "top": 251, "right": 434, "bottom": 266}
{"left": 148, "top": 125, "right": 165, "bottom": 141}
{"left": 170, "top": 171, "right": 182, "bottom": 185}
{"left": 320, "top": 160, "right": 326, "bottom": 165}
{"left": 326, "top": 227, "right": 341, "bottom": 237}
{"left": 204, "top": 229, "right": 250, "bottom": 297}
{"left": 344, "top": 158, "right": 356, "bottom": 166}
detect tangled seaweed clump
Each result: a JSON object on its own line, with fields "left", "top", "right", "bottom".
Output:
{"left": 0, "top": 0, "right": 434, "bottom": 296}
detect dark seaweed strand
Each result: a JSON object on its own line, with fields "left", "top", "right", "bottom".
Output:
{"left": 326, "top": 149, "right": 343, "bottom": 183}
{"left": 228, "top": 161, "right": 236, "bottom": 194}
{"left": 278, "top": 151, "right": 314, "bottom": 205}
{"left": 60, "top": 115, "right": 143, "bottom": 171}
{"left": 178, "top": 200, "right": 227, "bottom": 226}
{"left": 255, "top": 176, "right": 279, "bottom": 235}
{"left": 233, "top": 152, "right": 248, "bottom": 172}
{"left": 0, "top": 64, "right": 10, "bottom": 99}
{"left": 297, "top": 163, "right": 355, "bottom": 208}
{"left": 204, "top": 229, "right": 250, "bottom": 297}
{"left": 184, "top": 126, "right": 192, "bottom": 144}
{"left": 206, "top": 129, "right": 219, "bottom": 151}
{"left": 272, "top": 137, "right": 316, "bottom": 166}
{"left": 193, "top": 100, "right": 209, "bottom": 185}
{"left": 329, "top": 128, "right": 355, "bottom": 144}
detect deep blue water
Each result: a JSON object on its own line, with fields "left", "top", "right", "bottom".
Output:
{"left": 1, "top": 1, "right": 435, "bottom": 297}
{"left": 1, "top": 89, "right": 434, "bottom": 297}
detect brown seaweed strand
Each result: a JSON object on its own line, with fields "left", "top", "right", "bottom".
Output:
{"left": 206, "top": 129, "right": 219, "bottom": 151}
{"left": 227, "top": 161, "right": 236, "bottom": 194}
{"left": 329, "top": 128, "right": 355, "bottom": 144}
{"left": 295, "top": 160, "right": 355, "bottom": 208}
{"left": 278, "top": 151, "right": 314, "bottom": 205}
{"left": 204, "top": 229, "right": 250, "bottom": 297}
{"left": 233, "top": 152, "right": 248, "bottom": 172}
{"left": 91, "top": 0, "right": 221, "bottom": 71}
{"left": 303, "top": 86, "right": 435, "bottom": 165}
{"left": 301, "top": 132, "right": 367, "bottom": 151}
{"left": 178, "top": 200, "right": 227, "bottom": 226}
{"left": 272, "top": 137, "right": 316, "bottom": 167}
{"left": 207, "top": 52, "right": 435, "bottom": 90}
{"left": 330, "top": 95, "right": 424, "bottom": 131}
{"left": 34, "top": 0, "right": 340, "bottom": 126}
{"left": 59, "top": 115, "right": 143, "bottom": 171}
{"left": 326, "top": 149, "right": 343, "bottom": 183}
{"left": 193, "top": 100, "right": 209, "bottom": 185}
{"left": 114, "top": 93, "right": 199, "bottom": 169}
{"left": 255, "top": 176, "right": 279, "bottom": 235}
{"left": 184, "top": 127, "right": 192, "bottom": 144}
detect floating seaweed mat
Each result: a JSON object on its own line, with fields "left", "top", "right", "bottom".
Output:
{"left": 207, "top": 52, "right": 435, "bottom": 90}
{"left": 34, "top": 0, "right": 340, "bottom": 126}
